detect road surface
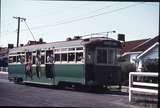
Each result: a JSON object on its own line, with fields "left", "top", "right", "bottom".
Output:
{"left": 0, "top": 72, "right": 157, "bottom": 107}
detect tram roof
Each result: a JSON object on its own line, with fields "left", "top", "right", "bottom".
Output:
{"left": 9, "top": 37, "right": 118, "bottom": 53}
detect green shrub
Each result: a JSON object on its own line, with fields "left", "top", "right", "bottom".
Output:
{"left": 141, "top": 59, "right": 159, "bottom": 83}
{"left": 120, "top": 61, "right": 136, "bottom": 86}
{"left": 142, "top": 59, "right": 159, "bottom": 72}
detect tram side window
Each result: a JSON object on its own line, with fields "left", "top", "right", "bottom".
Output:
{"left": 46, "top": 50, "right": 54, "bottom": 63}
{"left": 8, "top": 56, "right": 17, "bottom": 63}
{"left": 61, "top": 53, "right": 67, "bottom": 61}
{"left": 17, "top": 55, "right": 20, "bottom": 62}
{"left": 97, "top": 49, "right": 107, "bottom": 64}
{"left": 55, "top": 54, "right": 60, "bottom": 61}
{"left": 76, "top": 52, "right": 83, "bottom": 62}
{"left": 17, "top": 55, "right": 25, "bottom": 64}
{"left": 33, "top": 56, "right": 36, "bottom": 64}
{"left": 68, "top": 48, "right": 75, "bottom": 51}
{"left": 76, "top": 47, "right": 83, "bottom": 50}
{"left": 9, "top": 56, "right": 13, "bottom": 63}
{"left": 21, "top": 55, "right": 25, "bottom": 64}
{"left": 26, "top": 52, "right": 32, "bottom": 63}
{"left": 13, "top": 56, "right": 17, "bottom": 63}
{"left": 41, "top": 55, "right": 45, "bottom": 64}
{"left": 68, "top": 53, "right": 75, "bottom": 62}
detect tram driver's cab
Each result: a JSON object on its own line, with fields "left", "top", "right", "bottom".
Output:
{"left": 84, "top": 37, "right": 122, "bottom": 87}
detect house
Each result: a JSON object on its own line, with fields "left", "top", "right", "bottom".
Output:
{"left": 0, "top": 47, "right": 8, "bottom": 67}
{"left": 121, "top": 38, "right": 150, "bottom": 63}
{"left": 136, "top": 42, "right": 159, "bottom": 71}
{"left": 121, "top": 35, "right": 159, "bottom": 71}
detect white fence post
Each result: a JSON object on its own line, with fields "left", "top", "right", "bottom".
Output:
{"left": 129, "top": 73, "right": 132, "bottom": 102}
{"left": 129, "top": 72, "right": 158, "bottom": 102}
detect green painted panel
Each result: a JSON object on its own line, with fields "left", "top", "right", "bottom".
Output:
{"left": 8, "top": 64, "right": 25, "bottom": 78}
{"left": 8, "top": 64, "right": 85, "bottom": 85}
{"left": 24, "top": 66, "right": 54, "bottom": 84}
{"left": 8, "top": 64, "right": 54, "bottom": 84}
{"left": 54, "top": 64, "right": 85, "bottom": 85}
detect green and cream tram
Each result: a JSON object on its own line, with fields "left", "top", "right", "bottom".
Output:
{"left": 8, "top": 37, "right": 122, "bottom": 88}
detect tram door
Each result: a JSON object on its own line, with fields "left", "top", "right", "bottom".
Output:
{"left": 85, "top": 47, "right": 96, "bottom": 84}
{"left": 45, "top": 50, "right": 54, "bottom": 79}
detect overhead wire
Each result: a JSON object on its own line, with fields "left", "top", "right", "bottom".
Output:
{"left": 30, "top": 2, "right": 92, "bottom": 20}
{"left": 23, "top": 20, "right": 36, "bottom": 41}
{"left": 0, "top": 2, "right": 91, "bottom": 35}
{"left": 1, "top": 2, "right": 145, "bottom": 35}
{"left": 19, "top": 2, "right": 145, "bottom": 31}
{"left": 39, "top": 4, "right": 114, "bottom": 28}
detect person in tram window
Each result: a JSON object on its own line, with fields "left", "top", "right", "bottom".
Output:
{"left": 20, "top": 56, "right": 25, "bottom": 64}
{"left": 36, "top": 54, "right": 41, "bottom": 79}
{"left": 25, "top": 56, "right": 33, "bottom": 80}
{"left": 49, "top": 54, "right": 54, "bottom": 63}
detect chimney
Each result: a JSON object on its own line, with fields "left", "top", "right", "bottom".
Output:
{"left": 20, "top": 44, "right": 24, "bottom": 47}
{"left": 118, "top": 34, "right": 125, "bottom": 42}
{"left": 8, "top": 44, "right": 14, "bottom": 49}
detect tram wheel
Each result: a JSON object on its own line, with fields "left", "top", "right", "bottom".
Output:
{"left": 14, "top": 77, "right": 23, "bottom": 84}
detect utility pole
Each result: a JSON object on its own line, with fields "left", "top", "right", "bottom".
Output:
{"left": 13, "top": 16, "right": 26, "bottom": 47}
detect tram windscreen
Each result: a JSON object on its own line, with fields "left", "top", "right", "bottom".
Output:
{"left": 96, "top": 48, "right": 117, "bottom": 65}
{"left": 97, "top": 49, "right": 107, "bottom": 64}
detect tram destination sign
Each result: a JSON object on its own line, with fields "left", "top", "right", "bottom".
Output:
{"left": 103, "top": 41, "right": 119, "bottom": 47}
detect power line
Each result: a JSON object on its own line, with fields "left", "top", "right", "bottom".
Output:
{"left": 1, "top": 2, "right": 145, "bottom": 35}
{"left": 30, "top": 2, "right": 92, "bottom": 20}
{"left": 42, "top": 4, "right": 114, "bottom": 28}
{"left": 88, "top": 5, "right": 113, "bottom": 13}
{"left": 20, "top": 2, "right": 145, "bottom": 31}
{"left": 24, "top": 20, "right": 36, "bottom": 41}
{"left": 0, "top": 3, "right": 97, "bottom": 34}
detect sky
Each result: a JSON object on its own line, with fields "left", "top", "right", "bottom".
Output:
{"left": 0, "top": 0, "right": 159, "bottom": 47}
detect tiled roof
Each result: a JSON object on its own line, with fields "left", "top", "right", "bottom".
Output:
{"left": 130, "top": 35, "right": 159, "bottom": 52}
{"left": 121, "top": 38, "right": 149, "bottom": 54}
{"left": 121, "top": 35, "right": 159, "bottom": 54}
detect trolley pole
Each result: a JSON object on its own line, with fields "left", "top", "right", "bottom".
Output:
{"left": 13, "top": 16, "right": 26, "bottom": 47}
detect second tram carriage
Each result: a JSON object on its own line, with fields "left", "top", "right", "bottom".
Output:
{"left": 8, "top": 36, "right": 122, "bottom": 88}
